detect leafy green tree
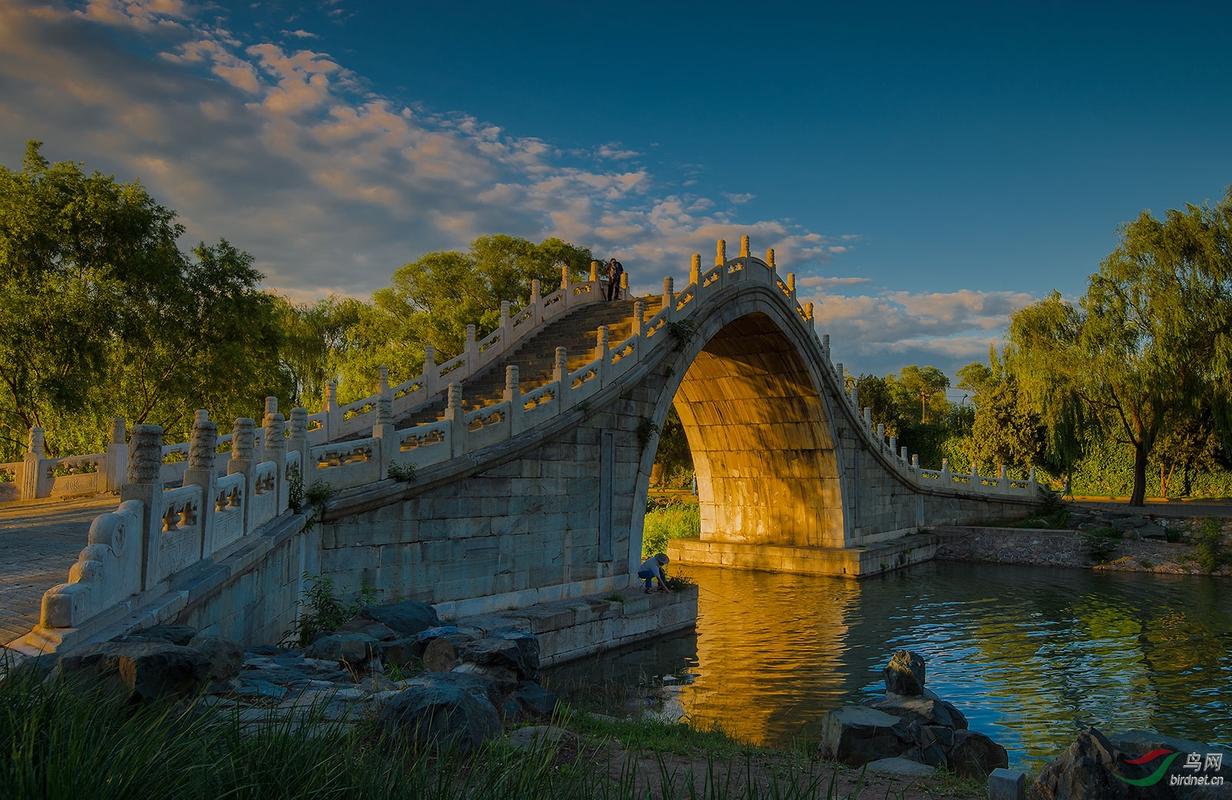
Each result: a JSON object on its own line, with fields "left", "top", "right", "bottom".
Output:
{"left": 331, "top": 234, "right": 592, "bottom": 401}
{"left": 0, "top": 141, "right": 289, "bottom": 457}
{"left": 1008, "top": 190, "right": 1232, "bottom": 505}
{"left": 898, "top": 365, "right": 950, "bottom": 424}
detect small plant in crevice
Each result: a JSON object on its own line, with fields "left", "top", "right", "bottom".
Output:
{"left": 285, "top": 573, "right": 376, "bottom": 647}
{"left": 287, "top": 463, "right": 305, "bottom": 512}
{"left": 1082, "top": 526, "right": 1122, "bottom": 564}
{"left": 1194, "top": 518, "right": 1228, "bottom": 572}
{"left": 636, "top": 417, "right": 659, "bottom": 451}
{"left": 665, "top": 319, "right": 697, "bottom": 352}
{"left": 387, "top": 462, "right": 416, "bottom": 483}
{"left": 298, "top": 479, "right": 334, "bottom": 532}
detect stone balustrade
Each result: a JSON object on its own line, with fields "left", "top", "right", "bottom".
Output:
{"left": 23, "top": 238, "right": 1040, "bottom": 646}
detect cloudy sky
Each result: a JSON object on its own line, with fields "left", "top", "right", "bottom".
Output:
{"left": 2, "top": 1, "right": 1229, "bottom": 387}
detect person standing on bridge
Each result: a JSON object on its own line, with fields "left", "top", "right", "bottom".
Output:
{"left": 605, "top": 257, "right": 624, "bottom": 301}
{"left": 637, "top": 553, "right": 672, "bottom": 593}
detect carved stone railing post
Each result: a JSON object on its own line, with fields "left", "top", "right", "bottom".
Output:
{"left": 504, "top": 365, "right": 522, "bottom": 436}
{"left": 104, "top": 417, "right": 128, "bottom": 494}
{"left": 765, "top": 247, "right": 776, "bottom": 269}
{"left": 619, "top": 272, "right": 628, "bottom": 300}
{"left": 444, "top": 383, "right": 466, "bottom": 458}
{"left": 970, "top": 465, "right": 981, "bottom": 490}
{"left": 911, "top": 454, "right": 920, "bottom": 471}
{"left": 849, "top": 382, "right": 858, "bottom": 411}
{"left": 999, "top": 464, "right": 1009, "bottom": 490}
{"left": 715, "top": 238, "right": 727, "bottom": 266}
{"left": 324, "top": 381, "right": 339, "bottom": 441}
{"left": 689, "top": 253, "right": 701, "bottom": 287}
{"left": 900, "top": 446, "right": 909, "bottom": 463}
{"left": 787, "top": 272, "right": 797, "bottom": 300}
{"left": 596, "top": 325, "right": 610, "bottom": 385}
{"left": 662, "top": 276, "right": 675, "bottom": 322}
{"left": 262, "top": 397, "right": 288, "bottom": 509}
{"left": 876, "top": 423, "right": 886, "bottom": 448}
{"left": 889, "top": 436, "right": 897, "bottom": 459}
{"left": 289, "top": 407, "right": 309, "bottom": 491}
{"left": 499, "top": 300, "right": 512, "bottom": 345}
{"left": 464, "top": 325, "right": 478, "bottom": 371}
{"left": 423, "top": 345, "right": 438, "bottom": 395}
{"left": 122, "top": 424, "right": 162, "bottom": 590}
{"left": 373, "top": 367, "right": 394, "bottom": 480}
{"left": 553, "top": 347, "right": 569, "bottom": 411}
{"left": 589, "top": 260, "right": 600, "bottom": 283}
{"left": 941, "top": 458, "right": 951, "bottom": 484}
{"left": 632, "top": 299, "right": 645, "bottom": 360}
{"left": 1028, "top": 467, "right": 1038, "bottom": 490}
{"left": 863, "top": 407, "right": 873, "bottom": 430}
{"left": 805, "top": 301, "right": 815, "bottom": 327}
{"left": 184, "top": 410, "right": 219, "bottom": 557}
{"left": 560, "top": 264, "right": 571, "bottom": 310}
{"left": 227, "top": 418, "right": 257, "bottom": 532}
{"left": 739, "top": 234, "right": 750, "bottom": 259}
{"left": 21, "top": 426, "right": 49, "bottom": 500}
{"left": 822, "top": 334, "right": 831, "bottom": 361}
{"left": 530, "top": 279, "right": 543, "bottom": 325}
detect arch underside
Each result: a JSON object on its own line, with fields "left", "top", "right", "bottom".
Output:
{"left": 672, "top": 312, "right": 846, "bottom": 549}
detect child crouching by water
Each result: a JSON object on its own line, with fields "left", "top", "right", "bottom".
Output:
{"left": 638, "top": 553, "right": 672, "bottom": 593}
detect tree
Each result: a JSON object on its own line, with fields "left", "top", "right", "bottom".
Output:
{"left": 332, "top": 234, "right": 592, "bottom": 401}
{"left": 898, "top": 365, "right": 950, "bottom": 423}
{"left": 0, "top": 141, "right": 290, "bottom": 456}
{"left": 1008, "top": 190, "right": 1232, "bottom": 505}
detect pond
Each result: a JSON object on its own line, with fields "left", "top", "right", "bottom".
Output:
{"left": 547, "top": 561, "right": 1232, "bottom": 769}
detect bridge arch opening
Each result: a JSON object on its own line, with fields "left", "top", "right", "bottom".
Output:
{"left": 649, "top": 310, "right": 846, "bottom": 552}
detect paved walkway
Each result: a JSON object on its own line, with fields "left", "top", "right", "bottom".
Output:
{"left": 1071, "top": 498, "right": 1232, "bottom": 519}
{"left": 0, "top": 495, "right": 114, "bottom": 645}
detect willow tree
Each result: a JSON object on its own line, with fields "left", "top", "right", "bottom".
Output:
{"left": 1008, "top": 190, "right": 1232, "bottom": 505}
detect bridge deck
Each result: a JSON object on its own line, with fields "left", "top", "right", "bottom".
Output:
{"left": 0, "top": 495, "right": 113, "bottom": 645}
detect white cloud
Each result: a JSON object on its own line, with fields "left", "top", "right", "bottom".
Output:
{"left": 0, "top": 1, "right": 855, "bottom": 304}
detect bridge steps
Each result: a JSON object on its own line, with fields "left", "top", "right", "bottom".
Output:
{"left": 390, "top": 295, "right": 663, "bottom": 428}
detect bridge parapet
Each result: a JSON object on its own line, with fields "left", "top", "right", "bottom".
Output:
{"left": 23, "top": 407, "right": 303, "bottom": 652}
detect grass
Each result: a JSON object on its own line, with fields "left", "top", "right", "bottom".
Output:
{"left": 0, "top": 666, "right": 963, "bottom": 800}
{"left": 643, "top": 502, "right": 702, "bottom": 558}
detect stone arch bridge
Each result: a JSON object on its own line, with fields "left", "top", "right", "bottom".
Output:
{"left": 10, "top": 236, "right": 1042, "bottom": 654}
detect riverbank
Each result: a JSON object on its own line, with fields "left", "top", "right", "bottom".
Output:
{"left": 0, "top": 662, "right": 987, "bottom": 800}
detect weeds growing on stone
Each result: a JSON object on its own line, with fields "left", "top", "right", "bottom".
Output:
{"left": 285, "top": 573, "right": 376, "bottom": 647}
{"left": 643, "top": 502, "right": 701, "bottom": 558}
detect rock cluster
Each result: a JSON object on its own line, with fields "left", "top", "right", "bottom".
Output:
{"left": 46, "top": 600, "right": 559, "bottom": 753}
{"left": 818, "top": 649, "right": 1008, "bottom": 780}
{"left": 1066, "top": 508, "right": 1175, "bottom": 540}
{"left": 1031, "top": 728, "right": 1232, "bottom": 800}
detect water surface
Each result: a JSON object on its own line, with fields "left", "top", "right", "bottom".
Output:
{"left": 548, "top": 562, "right": 1232, "bottom": 768}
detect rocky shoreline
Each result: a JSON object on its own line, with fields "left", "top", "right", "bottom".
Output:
{"left": 935, "top": 506, "right": 1232, "bottom": 577}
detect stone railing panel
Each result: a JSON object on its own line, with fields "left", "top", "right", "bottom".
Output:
{"left": 210, "top": 472, "right": 246, "bottom": 555}
{"left": 46, "top": 454, "right": 106, "bottom": 497}
{"left": 40, "top": 499, "right": 145, "bottom": 629}
{"left": 464, "top": 401, "right": 511, "bottom": 451}
{"left": 152, "top": 485, "right": 205, "bottom": 587}
{"left": 249, "top": 460, "right": 279, "bottom": 529}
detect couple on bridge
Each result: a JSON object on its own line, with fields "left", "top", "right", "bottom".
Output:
{"left": 604, "top": 257, "right": 624, "bottom": 300}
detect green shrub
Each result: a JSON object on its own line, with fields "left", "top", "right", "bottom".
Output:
{"left": 1081, "top": 527, "right": 1122, "bottom": 564}
{"left": 642, "top": 502, "right": 700, "bottom": 558}
{"left": 1194, "top": 519, "right": 1228, "bottom": 572}
{"left": 286, "top": 574, "right": 375, "bottom": 647}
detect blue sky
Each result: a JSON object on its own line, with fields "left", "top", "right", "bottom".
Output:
{"left": 2, "top": 1, "right": 1230, "bottom": 383}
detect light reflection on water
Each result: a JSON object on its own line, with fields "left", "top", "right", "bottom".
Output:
{"left": 548, "top": 561, "right": 1232, "bottom": 768}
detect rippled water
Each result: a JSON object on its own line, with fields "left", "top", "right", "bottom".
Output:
{"left": 548, "top": 561, "right": 1232, "bottom": 768}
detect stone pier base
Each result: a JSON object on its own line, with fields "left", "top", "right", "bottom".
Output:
{"left": 667, "top": 535, "right": 939, "bottom": 578}
{"left": 453, "top": 583, "right": 698, "bottom": 667}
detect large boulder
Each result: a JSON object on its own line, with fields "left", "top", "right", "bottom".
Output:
{"left": 56, "top": 641, "right": 212, "bottom": 701}
{"left": 362, "top": 600, "right": 440, "bottom": 637}
{"left": 948, "top": 729, "right": 1009, "bottom": 780}
{"left": 188, "top": 635, "right": 243, "bottom": 683}
{"left": 1030, "top": 728, "right": 1169, "bottom": 800}
{"left": 120, "top": 624, "right": 198, "bottom": 646}
{"left": 884, "top": 650, "right": 926, "bottom": 696}
{"left": 867, "top": 690, "right": 967, "bottom": 730}
{"left": 818, "top": 706, "right": 913, "bottom": 766}
{"left": 501, "top": 681, "right": 559, "bottom": 722}
{"left": 376, "top": 677, "right": 501, "bottom": 752}
{"left": 304, "top": 632, "right": 379, "bottom": 668}
{"left": 457, "top": 631, "right": 539, "bottom": 681}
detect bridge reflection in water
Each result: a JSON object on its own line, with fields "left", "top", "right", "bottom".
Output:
{"left": 547, "top": 561, "right": 1232, "bottom": 769}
